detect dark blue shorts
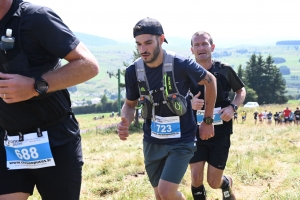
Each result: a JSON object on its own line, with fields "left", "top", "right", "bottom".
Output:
{"left": 190, "top": 135, "right": 230, "bottom": 170}
{"left": 0, "top": 135, "right": 83, "bottom": 200}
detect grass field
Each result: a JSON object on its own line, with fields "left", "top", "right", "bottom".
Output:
{"left": 27, "top": 102, "right": 300, "bottom": 200}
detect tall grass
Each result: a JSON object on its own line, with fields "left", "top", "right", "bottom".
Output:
{"left": 28, "top": 103, "right": 300, "bottom": 199}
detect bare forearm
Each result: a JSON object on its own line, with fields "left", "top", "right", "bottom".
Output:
{"left": 42, "top": 42, "right": 99, "bottom": 93}
{"left": 121, "top": 100, "right": 138, "bottom": 124}
{"left": 204, "top": 78, "right": 217, "bottom": 117}
{"left": 231, "top": 87, "right": 246, "bottom": 107}
{"left": 43, "top": 57, "right": 98, "bottom": 92}
{"left": 198, "top": 72, "right": 217, "bottom": 117}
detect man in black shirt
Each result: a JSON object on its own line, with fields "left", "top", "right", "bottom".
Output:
{"left": 0, "top": 0, "right": 99, "bottom": 199}
{"left": 253, "top": 110, "right": 258, "bottom": 124}
{"left": 294, "top": 107, "right": 300, "bottom": 125}
{"left": 233, "top": 112, "right": 238, "bottom": 123}
{"left": 189, "top": 31, "right": 246, "bottom": 200}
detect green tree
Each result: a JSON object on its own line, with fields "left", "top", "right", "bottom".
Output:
{"left": 255, "top": 54, "right": 266, "bottom": 103}
{"left": 244, "top": 86, "right": 258, "bottom": 103}
{"left": 86, "top": 100, "right": 92, "bottom": 105}
{"left": 265, "top": 55, "right": 288, "bottom": 103}
{"left": 237, "top": 64, "right": 243, "bottom": 79}
{"left": 101, "top": 94, "right": 108, "bottom": 110}
{"left": 243, "top": 54, "right": 287, "bottom": 104}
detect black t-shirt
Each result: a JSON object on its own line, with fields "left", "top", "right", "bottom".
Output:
{"left": 125, "top": 53, "right": 207, "bottom": 144}
{"left": 254, "top": 112, "right": 258, "bottom": 118}
{"left": 190, "top": 60, "right": 244, "bottom": 137}
{"left": 294, "top": 110, "right": 300, "bottom": 119}
{"left": 0, "top": 0, "right": 80, "bottom": 146}
{"left": 267, "top": 113, "right": 272, "bottom": 119}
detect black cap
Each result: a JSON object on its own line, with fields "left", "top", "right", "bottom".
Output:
{"left": 133, "top": 17, "right": 168, "bottom": 43}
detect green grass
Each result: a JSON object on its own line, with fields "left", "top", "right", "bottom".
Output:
{"left": 27, "top": 102, "right": 300, "bottom": 200}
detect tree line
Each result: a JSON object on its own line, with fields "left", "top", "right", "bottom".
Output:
{"left": 236, "top": 54, "right": 288, "bottom": 104}
{"left": 72, "top": 94, "right": 124, "bottom": 115}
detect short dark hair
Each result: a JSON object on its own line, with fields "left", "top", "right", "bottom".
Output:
{"left": 191, "top": 31, "right": 213, "bottom": 46}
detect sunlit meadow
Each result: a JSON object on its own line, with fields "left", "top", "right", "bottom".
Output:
{"left": 29, "top": 103, "right": 300, "bottom": 200}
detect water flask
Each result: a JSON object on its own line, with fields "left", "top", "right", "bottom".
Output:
{"left": 0, "top": 29, "right": 15, "bottom": 51}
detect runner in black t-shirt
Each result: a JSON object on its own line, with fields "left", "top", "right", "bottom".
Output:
{"left": 253, "top": 110, "right": 259, "bottom": 124}
{"left": 294, "top": 107, "right": 300, "bottom": 125}
{"left": 274, "top": 112, "right": 280, "bottom": 125}
{"left": 189, "top": 31, "right": 246, "bottom": 200}
{"left": 0, "top": 1, "right": 99, "bottom": 199}
{"left": 233, "top": 111, "right": 238, "bottom": 123}
{"left": 267, "top": 111, "right": 273, "bottom": 125}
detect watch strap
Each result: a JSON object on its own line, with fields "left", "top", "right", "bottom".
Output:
{"left": 230, "top": 103, "right": 238, "bottom": 111}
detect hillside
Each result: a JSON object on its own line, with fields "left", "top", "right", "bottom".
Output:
{"left": 71, "top": 33, "right": 300, "bottom": 102}
{"left": 74, "top": 32, "right": 119, "bottom": 46}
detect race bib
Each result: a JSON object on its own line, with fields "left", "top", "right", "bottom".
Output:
{"left": 4, "top": 131, "right": 55, "bottom": 170}
{"left": 197, "top": 107, "right": 223, "bottom": 125}
{"left": 151, "top": 115, "right": 181, "bottom": 139}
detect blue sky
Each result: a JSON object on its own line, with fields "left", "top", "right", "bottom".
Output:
{"left": 28, "top": 0, "right": 299, "bottom": 46}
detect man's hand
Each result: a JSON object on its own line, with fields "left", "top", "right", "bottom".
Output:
{"left": 117, "top": 117, "right": 130, "bottom": 140}
{"left": 191, "top": 92, "right": 204, "bottom": 110}
{"left": 220, "top": 106, "right": 234, "bottom": 122}
{"left": 199, "top": 123, "right": 214, "bottom": 140}
{"left": 0, "top": 73, "right": 37, "bottom": 103}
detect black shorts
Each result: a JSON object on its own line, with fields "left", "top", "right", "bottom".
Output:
{"left": 190, "top": 135, "right": 230, "bottom": 170}
{"left": 0, "top": 135, "right": 83, "bottom": 200}
{"left": 284, "top": 117, "right": 289, "bottom": 122}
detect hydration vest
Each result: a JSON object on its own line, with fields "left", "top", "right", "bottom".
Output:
{"left": 135, "top": 50, "right": 188, "bottom": 119}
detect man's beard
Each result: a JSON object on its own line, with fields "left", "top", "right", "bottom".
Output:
{"left": 144, "top": 42, "right": 161, "bottom": 64}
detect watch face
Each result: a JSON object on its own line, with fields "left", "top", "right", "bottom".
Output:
{"left": 37, "top": 81, "right": 48, "bottom": 92}
{"left": 204, "top": 117, "right": 214, "bottom": 125}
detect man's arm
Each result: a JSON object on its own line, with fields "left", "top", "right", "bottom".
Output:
{"left": 117, "top": 99, "right": 138, "bottom": 140}
{"left": 197, "top": 71, "right": 217, "bottom": 140}
{"left": 221, "top": 87, "right": 246, "bottom": 122}
{"left": 43, "top": 42, "right": 99, "bottom": 93}
{"left": 230, "top": 87, "right": 246, "bottom": 109}
{"left": 197, "top": 71, "right": 217, "bottom": 118}
{"left": 0, "top": 42, "right": 99, "bottom": 103}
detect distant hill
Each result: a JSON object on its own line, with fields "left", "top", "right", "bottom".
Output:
{"left": 74, "top": 32, "right": 119, "bottom": 46}
{"left": 276, "top": 40, "right": 300, "bottom": 45}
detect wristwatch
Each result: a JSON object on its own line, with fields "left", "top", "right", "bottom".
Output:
{"left": 230, "top": 103, "right": 238, "bottom": 111}
{"left": 34, "top": 76, "right": 49, "bottom": 95}
{"left": 203, "top": 117, "right": 214, "bottom": 125}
